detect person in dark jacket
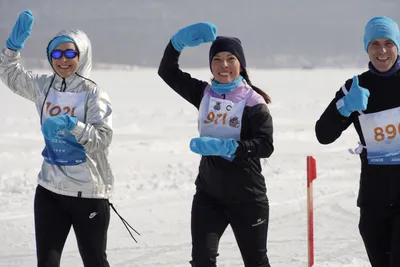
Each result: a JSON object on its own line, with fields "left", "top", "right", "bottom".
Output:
{"left": 158, "top": 22, "right": 274, "bottom": 267}
{"left": 315, "top": 16, "right": 400, "bottom": 267}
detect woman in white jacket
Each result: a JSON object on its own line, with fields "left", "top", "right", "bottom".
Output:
{"left": 0, "top": 10, "right": 114, "bottom": 267}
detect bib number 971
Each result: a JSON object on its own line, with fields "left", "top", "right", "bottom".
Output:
{"left": 204, "top": 111, "right": 227, "bottom": 125}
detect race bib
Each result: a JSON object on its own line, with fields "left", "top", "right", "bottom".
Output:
{"left": 359, "top": 106, "right": 400, "bottom": 164}
{"left": 41, "top": 89, "right": 87, "bottom": 166}
{"left": 198, "top": 93, "right": 246, "bottom": 161}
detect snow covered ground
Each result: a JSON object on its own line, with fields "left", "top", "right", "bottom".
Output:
{"left": 0, "top": 67, "right": 372, "bottom": 266}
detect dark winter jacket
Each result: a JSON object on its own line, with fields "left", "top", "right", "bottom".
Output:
{"left": 316, "top": 70, "right": 400, "bottom": 207}
{"left": 158, "top": 41, "right": 274, "bottom": 203}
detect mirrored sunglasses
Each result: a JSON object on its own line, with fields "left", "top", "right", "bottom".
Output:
{"left": 51, "top": 49, "right": 79, "bottom": 59}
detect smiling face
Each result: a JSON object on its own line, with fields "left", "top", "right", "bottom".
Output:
{"left": 211, "top": 51, "right": 241, "bottom": 84}
{"left": 51, "top": 42, "right": 79, "bottom": 78}
{"left": 368, "top": 38, "right": 398, "bottom": 72}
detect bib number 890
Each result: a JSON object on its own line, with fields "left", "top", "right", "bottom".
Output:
{"left": 374, "top": 124, "right": 400, "bottom": 142}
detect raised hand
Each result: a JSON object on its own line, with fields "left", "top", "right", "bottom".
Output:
{"left": 171, "top": 22, "right": 217, "bottom": 52}
{"left": 6, "top": 10, "right": 34, "bottom": 51}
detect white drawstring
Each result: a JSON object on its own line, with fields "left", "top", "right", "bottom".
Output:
{"left": 348, "top": 142, "right": 365, "bottom": 155}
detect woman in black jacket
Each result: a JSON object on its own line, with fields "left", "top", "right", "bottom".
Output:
{"left": 315, "top": 16, "right": 400, "bottom": 267}
{"left": 158, "top": 22, "right": 274, "bottom": 267}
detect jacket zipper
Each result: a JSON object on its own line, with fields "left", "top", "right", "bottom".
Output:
{"left": 61, "top": 78, "right": 66, "bottom": 92}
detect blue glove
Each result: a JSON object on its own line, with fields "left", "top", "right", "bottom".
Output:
{"left": 41, "top": 115, "right": 78, "bottom": 139}
{"left": 171, "top": 22, "right": 217, "bottom": 52}
{"left": 190, "top": 137, "right": 238, "bottom": 156}
{"left": 337, "top": 76, "right": 370, "bottom": 117}
{"left": 6, "top": 10, "right": 34, "bottom": 51}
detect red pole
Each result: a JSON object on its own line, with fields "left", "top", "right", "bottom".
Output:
{"left": 307, "top": 156, "right": 317, "bottom": 267}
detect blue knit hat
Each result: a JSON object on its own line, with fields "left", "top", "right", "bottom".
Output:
{"left": 46, "top": 36, "right": 75, "bottom": 62}
{"left": 363, "top": 16, "right": 400, "bottom": 52}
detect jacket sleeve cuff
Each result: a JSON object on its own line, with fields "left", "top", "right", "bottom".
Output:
{"left": 234, "top": 142, "right": 244, "bottom": 157}
{"left": 71, "top": 121, "right": 87, "bottom": 142}
{"left": 4, "top": 48, "right": 19, "bottom": 57}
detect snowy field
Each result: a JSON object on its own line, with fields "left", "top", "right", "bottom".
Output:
{"left": 0, "top": 67, "right": 372, "bottom": 266}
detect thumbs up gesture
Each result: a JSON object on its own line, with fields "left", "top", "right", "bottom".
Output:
{"left": 337, "top": 76, "right": 370, "bottom": 117}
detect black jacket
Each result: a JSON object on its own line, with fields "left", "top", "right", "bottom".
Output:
{"left": 158, "top": 42, "right": 274, "bottom": 202}
{"left": 316, "top": 70, "right": 400, "bottom": 207}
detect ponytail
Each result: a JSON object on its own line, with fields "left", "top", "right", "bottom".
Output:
{"left": 241, "top": 69, "right": 271, "bottom": 104}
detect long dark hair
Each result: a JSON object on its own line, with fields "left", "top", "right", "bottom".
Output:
{"left": 241, "top": 69, "right": 271, "bottom": 104}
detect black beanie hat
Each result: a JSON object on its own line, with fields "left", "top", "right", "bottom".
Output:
{"left": 209, "top": 36, "right": 246, "bottom": 69}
